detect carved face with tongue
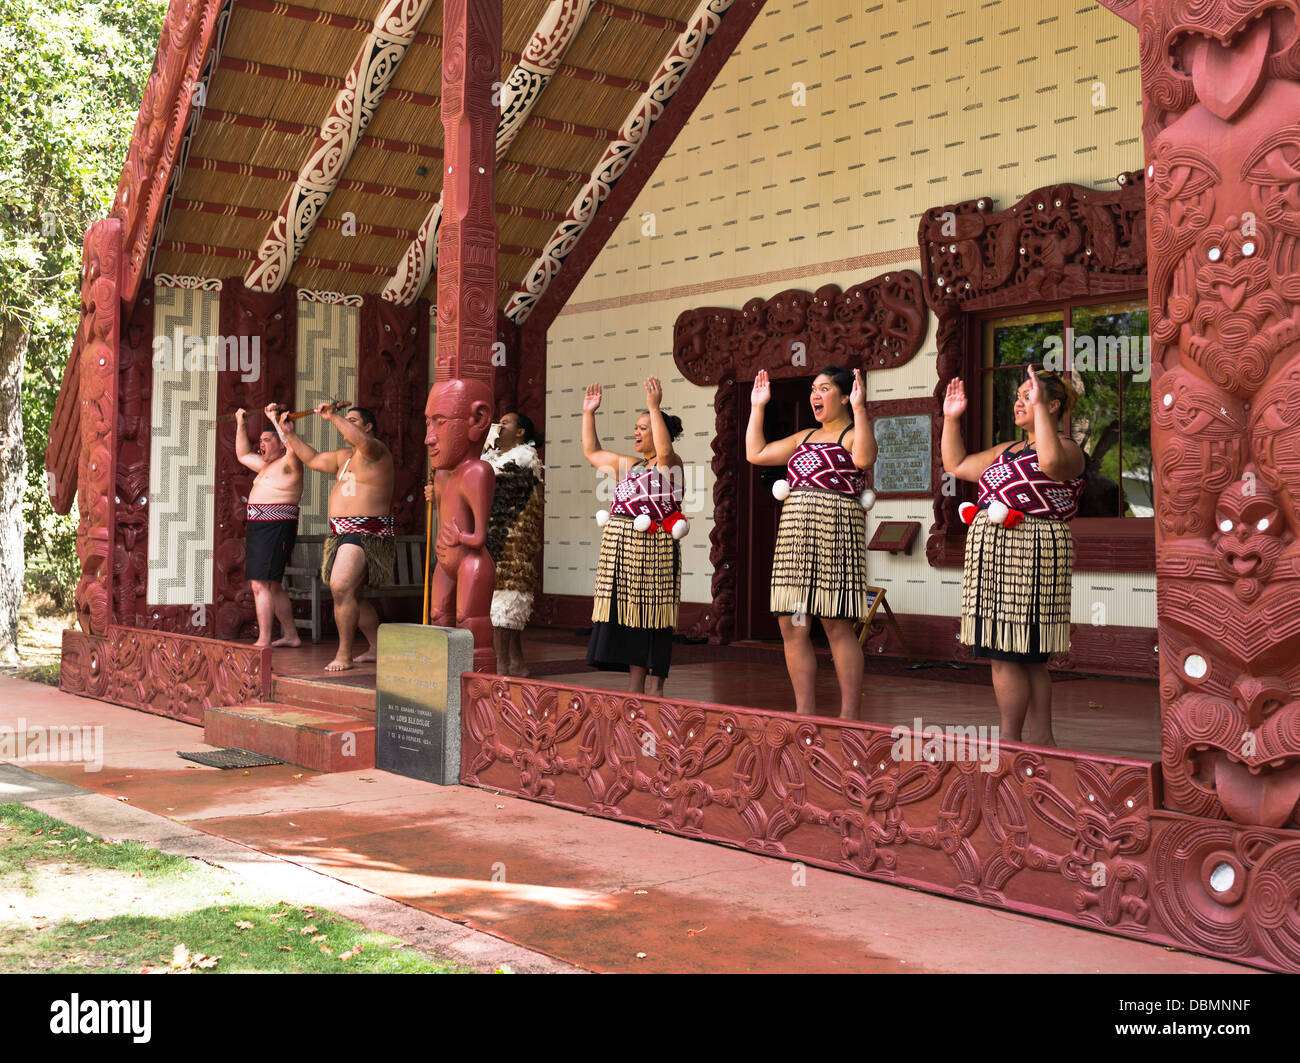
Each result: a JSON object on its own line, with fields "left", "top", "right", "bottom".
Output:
{"left": 1165, "top": 675, "right": 1300, "bottom": 828}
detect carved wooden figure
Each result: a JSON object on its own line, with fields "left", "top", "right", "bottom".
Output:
{"left": 1133, "top": 0, "right": 1300, "bottom": 832}
{"left": 425, "top": 379, "right": 496, "bottom": 672}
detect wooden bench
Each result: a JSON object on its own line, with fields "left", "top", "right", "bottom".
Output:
{"left": 283, "top": 533, "right": 426, "bottom": 643}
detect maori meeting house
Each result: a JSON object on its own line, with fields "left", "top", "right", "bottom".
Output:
{"left": 44, "top": 0, "right": 1300, "bottom": 972}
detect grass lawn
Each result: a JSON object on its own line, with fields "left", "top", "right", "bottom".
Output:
{"left": 0, "top": 804, "right": 472, "bottom": 973}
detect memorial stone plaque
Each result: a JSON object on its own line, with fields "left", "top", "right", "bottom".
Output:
{"left": 376, "top": 624, "right": 472, "bottom": 784}
{"left": 873, "top": 414, "right": 932, "bottom": 494}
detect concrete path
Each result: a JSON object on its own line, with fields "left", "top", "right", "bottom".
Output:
{"left": 0, "top": 675, "right": 1256, "bottom": 974}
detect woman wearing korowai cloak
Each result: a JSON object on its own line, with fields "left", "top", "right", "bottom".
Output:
{"left": 425, "top": 378, "right": 496, "bottom": 671}
{"left": 943, "top": 366, "right": 1086, "bottom": 746}
{"left": 280, "top": 404, "right": 396, "bottom": 671}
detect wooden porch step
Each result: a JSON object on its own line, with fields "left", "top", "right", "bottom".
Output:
{"left": 204, "top": 702, "right": 374, "bottom": 773}
{"left": 270, "top": 675, "right": 377, "bottom": 717}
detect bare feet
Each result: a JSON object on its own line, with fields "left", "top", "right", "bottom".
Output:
{"left": 253, "top": 639, "right": 272, "bottom": 649}
{"left": 353, "top": 649, "right": 377, "bottom": 664}
{"left": 272, "top": 635, "right": 302, "bottom": 648}
{"left": 325, "top": 657, "right": 353, "bottom": 672}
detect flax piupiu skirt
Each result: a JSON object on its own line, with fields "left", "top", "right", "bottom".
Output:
{"left": 587, "top": 515, "right": 681, "bottom": 678}
{"left": 770, "top": 488, "right": 871, "bottom": 621}
{"left": 960, "top": 510, "right": 1073, "bottom": 664}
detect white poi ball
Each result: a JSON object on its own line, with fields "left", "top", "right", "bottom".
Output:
{"left": 595, "top": 509, "right": 610, "bottom": 527}
{"left": 772, "top": 478, "right": 791, "bottom": 501}
{"left": 667, "top": 513, "right": 690, "bottom": 540}
{"left": 987, "top": 500, "right": 1010, "bottom": 525}
{"left": 633, "top": 513, "right": 653, "bottom": 533}
{"left": 860, "top": 488, "right": 876, "bottom": 511}
{"left": 958, "top": 501, "right": 979, "bottom": 525}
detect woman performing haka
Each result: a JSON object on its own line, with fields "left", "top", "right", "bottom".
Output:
{"left": 583, "top": 377, "right": 690, "bottom": 695}
{"left": 942, "top": 366, "right": 1086, "bottom": 746}
{"left": 747, "top": 365, "right": 877, "bottom": 719}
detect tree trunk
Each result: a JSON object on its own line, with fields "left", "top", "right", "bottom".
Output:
{"left": 0, "top": 315, "right": 29, "bottom": 664}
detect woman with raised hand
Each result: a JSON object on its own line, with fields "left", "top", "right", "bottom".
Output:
{"left": 747, "top": 365, "right": 877, "bottom": 718}
{"left": 583, "top": 377, "right": 689, "bottom": 695}
{"left": 942, "top": 365, "right": 1086, "bottom": 746}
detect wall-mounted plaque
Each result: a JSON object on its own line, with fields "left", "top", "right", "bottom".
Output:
{"left": 873, "top": 414, "right": 932, "bottom": 495}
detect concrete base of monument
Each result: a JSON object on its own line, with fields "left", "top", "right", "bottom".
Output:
{"left": 375, "top": 624, "right": 472, "bottom": 785}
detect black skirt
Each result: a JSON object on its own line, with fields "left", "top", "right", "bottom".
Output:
{"left": 586, "top": 619, "right": 674, "bottom": 678}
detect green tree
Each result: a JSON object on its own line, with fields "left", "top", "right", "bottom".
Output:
{"left": 0, "top": 0, "right": 165, "bottom": 660}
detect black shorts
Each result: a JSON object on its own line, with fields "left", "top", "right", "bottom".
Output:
{"left": 246, "top": 519, "right": 298, "bottom": 582}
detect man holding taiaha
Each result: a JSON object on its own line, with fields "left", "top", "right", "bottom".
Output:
{"left": 236, "top": 405, "right": 304, "bottom": 648}
{"left": 279, "top": 404, "right": 396, "bottom": 671}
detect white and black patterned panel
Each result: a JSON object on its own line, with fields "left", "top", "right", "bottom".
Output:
{"left": 148, "top": 285, "right": 219, "bottom": 605}
{"left": 295, "top": 297, "right": 358, "bottom": 535}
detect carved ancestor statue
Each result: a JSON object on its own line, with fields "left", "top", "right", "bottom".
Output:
{"left": 425, "top": 379, "right": 496, "bottom": 672}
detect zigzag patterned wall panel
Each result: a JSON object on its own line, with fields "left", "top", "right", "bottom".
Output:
{"left": 148, "top": 285, "right": 219, "bottom": 605}
{"left": 295, "top": 297, "right": 359, "bottom": 535}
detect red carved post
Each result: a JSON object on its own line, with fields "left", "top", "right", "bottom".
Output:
{"left": 114, "top": 289, "right": 155, "bottom": 628}
{"left": 358, "top": 295, "right": 430, "bottom": 535}
{"left": 74, "top": 219, "right": 123, "bottom": 636}
{"left": 1138, "top": 1, "right": 1300, "bottom": 832}
{"left": 434, "top": 0, "right": 500, "bottom": 672}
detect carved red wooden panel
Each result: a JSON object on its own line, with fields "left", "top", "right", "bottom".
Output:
{"left": 1139, "top": 1, "right": 1300, "bottom": 832}
{"left": 73, "top": 220, "right": 123, "bottom": 636}
{"left": 110, "top": 0, "right": 228, "bottom": 307}
{"left": 460, "top": 675, "right": 1296, "bottom": 972}
{"left": 917, "top": 175, "right": 1149, "bottom": 570}
{"left": 60, "top": 626, "right": 270, "bottom": 726}
{"left": 114, "top": 287, "right": 159, "bottom": 630}
{"left": 673, "top": 274, "right": 928, "bottom": 387}
{"left": 210, "top": 282, "right": 297, "bottom": 639}
{"left": 357, "top": 296, "right": 429, "bottom": 535}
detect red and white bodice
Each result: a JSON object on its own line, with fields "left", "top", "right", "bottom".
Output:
{"left": 976, "top": 444, "right": 1085, "bottom": 520}
{"left": 786, "top": 437, "right": 863, "bottom": 497}
{"left": 610, "top": 461, "right": 682, "bottom": 522}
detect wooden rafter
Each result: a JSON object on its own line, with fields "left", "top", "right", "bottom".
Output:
{"left": 383, "top": 0, "right": 597, "bottom": 305}
{"left": 242, "top": 0, "right": 438, "bottom": 292}
{"left": 592, "top": 1, "right": 684, "bottom": 31}
{"left": 215, "top": 57, "right": 619, "bottom": 139}
{"left": 185, "top": 155, "right": 570, "bottom": 222}
{"left": 200, "top": 107, "right": 590, "bottom": 183}
{"left": 237, "top": 0, "right": 649, "bottom": 91}
{"left": 505, "top": 0, "right": 761, "bottom": 325}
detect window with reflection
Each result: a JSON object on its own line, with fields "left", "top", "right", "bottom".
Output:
{"left": 980, "top": 297, "right": 1152, "bottom": 519}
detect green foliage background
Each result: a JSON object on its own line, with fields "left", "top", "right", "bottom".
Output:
{"left": 1, "top": 0, "right": 166, "bottom": 609}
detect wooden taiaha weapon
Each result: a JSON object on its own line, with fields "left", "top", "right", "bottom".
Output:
{"left": 220, "top": 400, "right": 348, "bottom": 423}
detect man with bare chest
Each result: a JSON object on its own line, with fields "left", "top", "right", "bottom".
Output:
{"left": 280, "top": 404, "right": 395, "bottom": 671}
{"left": 237, "top": 405, "right": 304, "bottom": 648}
